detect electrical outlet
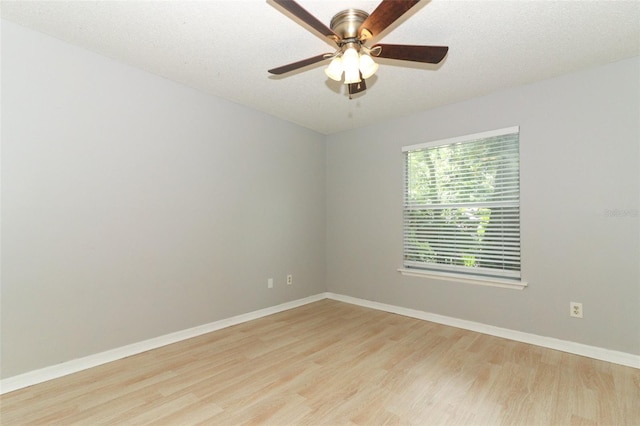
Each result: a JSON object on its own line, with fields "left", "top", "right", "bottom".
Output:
{"left": 570, "top": 302, "right": 583, "bottom": 318}
{"left": 287, "top": 274, "right": 293, "bottom": 285}
{"left": 268, "top": 278, "right": 273, "bottom": 289}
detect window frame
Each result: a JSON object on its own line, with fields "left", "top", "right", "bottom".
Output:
{"left": 399, "top": 126, "right": 526, "bottom": 290}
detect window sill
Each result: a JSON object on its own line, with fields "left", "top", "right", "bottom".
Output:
{"left": 397, "top": 268, "right": 527, "bottom": 290}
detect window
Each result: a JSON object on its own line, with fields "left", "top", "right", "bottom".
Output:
{"left": 402, "top": 127, "right": 522, "bottom": 285}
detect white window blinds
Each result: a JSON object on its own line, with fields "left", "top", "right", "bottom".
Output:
{"left": 402, "top": 127, "right": 521, "bottom": 280}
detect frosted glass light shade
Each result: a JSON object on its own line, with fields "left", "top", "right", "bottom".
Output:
{"left": 342, "top": 46, "right": 361, "bottom": 84}
{"left": 325, "top": 56, "right": 343, "bottom": 81}
{"left": 359, "top": 53, "right": 379, "bottom": 79}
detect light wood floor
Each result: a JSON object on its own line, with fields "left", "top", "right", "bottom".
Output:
{"left": 1, "top": 299, "right": 639, "bottom": 425}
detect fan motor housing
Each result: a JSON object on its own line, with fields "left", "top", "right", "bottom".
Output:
{"left": 330, "top": 9, "right": 369, "bottom": 39}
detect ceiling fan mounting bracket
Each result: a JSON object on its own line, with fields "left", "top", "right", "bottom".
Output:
{"left": 330, "top": 9, "right": 369, "bottom": 40}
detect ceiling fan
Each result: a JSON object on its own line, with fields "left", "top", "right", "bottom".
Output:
{"left": 268, "top": 0, "right": 448, "bottom": 98}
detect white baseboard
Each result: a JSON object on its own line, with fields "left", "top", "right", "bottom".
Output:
{"left": 2, "top": 291, "right": 637, "bottom": 395}
{"left": 0, "top": 293, "right": 326, "bottom": 395}
{"left": 325, "top": 292, "right": 640, "bottom": 370}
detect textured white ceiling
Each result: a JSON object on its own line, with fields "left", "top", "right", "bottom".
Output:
{"left": 1, "top": 0, "right": 639, "bottom": 134}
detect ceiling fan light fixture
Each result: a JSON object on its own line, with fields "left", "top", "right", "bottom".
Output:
{"left": 268, "top": 1, "right": 448, "bottom": 97}
{"left": 358, "top": 52, "right": 379, "bottom": 79}
{"left": 342, "top": 45, "right": 361, "bottom": 84}
{"left": 325, "top": 55, "right": 344, "bottom": 81}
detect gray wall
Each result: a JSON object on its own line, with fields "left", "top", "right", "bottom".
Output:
{"left": 2, "top": 19, "right": 639, "bottom": 380}
{"left": 326, "top": 57, "right": 640, "bottom": 355}
{"left": 1, "top": 20, "right": 326, "bottom": 378}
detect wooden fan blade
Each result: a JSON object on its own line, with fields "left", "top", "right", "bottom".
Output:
{"left": 272, "top": 0, "right": 339, "bottom": 40}
{"left": 358, "top": 0, "right": 420, "bottom": 40}
{"left": 374, "top": 44, "right": 448, "bottom": 64}
{"left": 268, "top": 54, "right": 329, "bottom": 75}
